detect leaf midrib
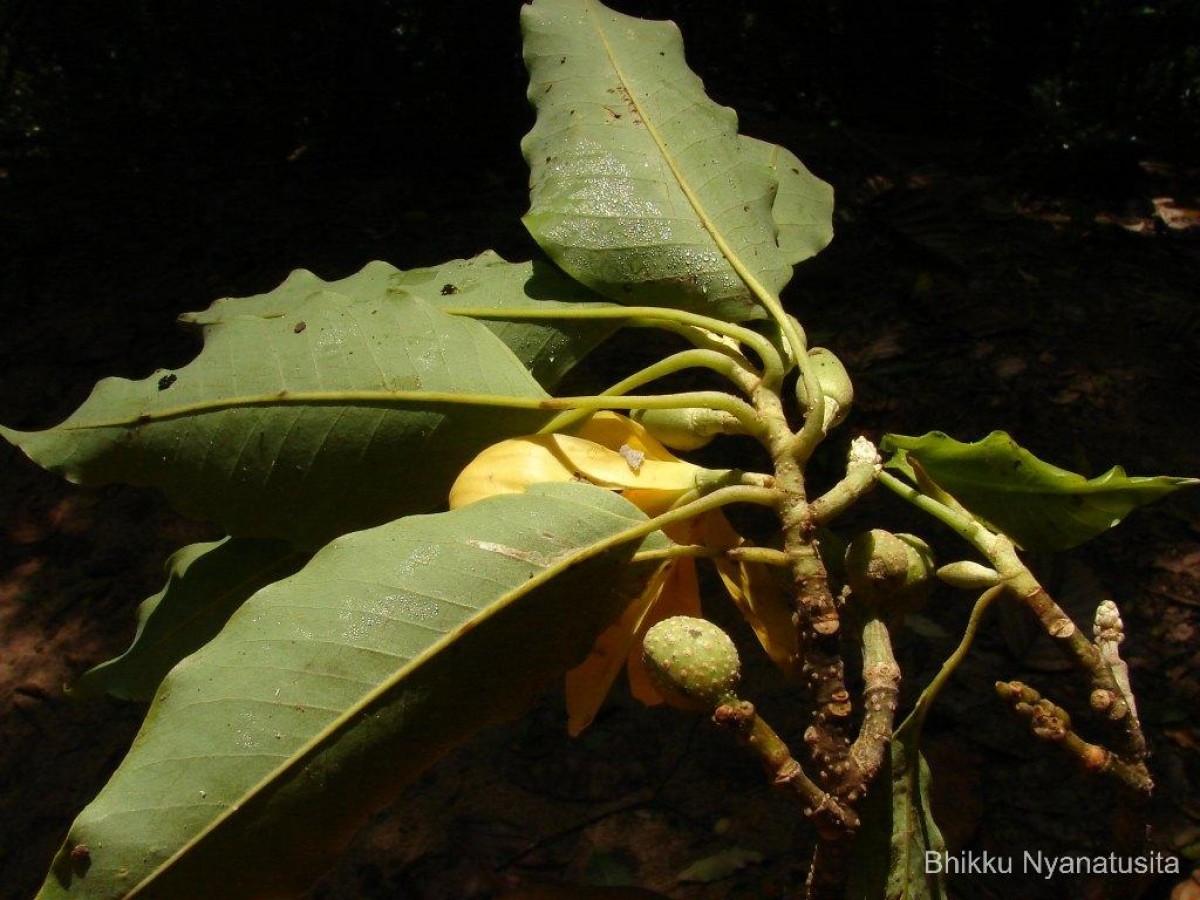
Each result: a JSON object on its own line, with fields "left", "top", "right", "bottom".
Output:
{"left": 582, "top": 0, "right": 774, "bottom": 304}
{"left": 124, "top": 495, "right": 662, "bottom": 897}
{"left": 7, "top": 391, "right": 557, "bottom": 433}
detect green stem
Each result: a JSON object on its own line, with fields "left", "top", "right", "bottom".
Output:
{"left": 631, "top": 544, "right": 718, "bottom": 563}
{"left": 725, "top": 546, "right": 791, "bottom": 567}
{"left": 542, "top": 391, "right": 763, "bottom": 438}
{"left": 607, "top": 484, "right": 779, "bottom": 550}
{"left": 808, "top": 437, "right": 881, "bottom": 525}
{"left": 441, "top": 304, "right": 784, "bottom": 386}
{"left": 785, "top": 321, "right": 830, "bottom": 464}
{"left": 538, "top": 348, "right": 760, "bottom": 435}
{"left": 625, "top": 318, "right": 762, "bottom": 383}
{"left": 877, "top": 470, "right": 997, "bottom": 553}
{"left": 737, "top": 292, "right": 827, "bottom": 461}
{"left": 644, "top": 471, "right": 775, "bottom": 521}
{"left": 901, "top": 584, "right": 1004, "bottom": 733}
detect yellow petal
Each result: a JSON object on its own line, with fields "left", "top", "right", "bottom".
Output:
{"left": 626, "top": 554, "right": 702, "bottom": 707}
{"left": 448, "top": 437, "right": 579, "bottom": 509}
{"left": 620, "top": 487, "right": 689, "bottom": 523}
{"left": 544, "top": 433, "right": 701, "bottom": 491}
{"left": 565, "top": 550, "right": 704, "bottom": 733}
{"left": 565, "top": 562, "right": 672, "bottom": 736}
{"left": 571, "top": 411, "right": 678, "bottom": 461}
{"left": 449, "top": 431, "right": 702, "bottom": 510}
{"left": 700, "top": 512, "right": 800, "bottom": 674}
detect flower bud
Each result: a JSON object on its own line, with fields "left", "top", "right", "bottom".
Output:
{"left": 641, "top": 616, "right": 741, "bottom": 711}
{"left": 629, "top": 407, "right": 744, "bottom": 451}
{"left": 936, "top": 560, "right": 1000, "bottom": 590}
{"left": 797, "top": 348, "right": 854, "bottom": 431}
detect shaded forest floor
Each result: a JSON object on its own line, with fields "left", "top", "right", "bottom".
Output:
{"left": 1, "top": 127, "right": 1199, "bottom": 899}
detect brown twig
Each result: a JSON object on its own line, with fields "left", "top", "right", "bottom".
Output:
{"left": 754, "top": 385, "right": 855, "bottom": 780}
{"left": 749, "top": 381, "right": 869, "bottom": 900}
{"left": 712, "top": 700, "right": 857, "bottom": 899}
{"left": 880, "top": 470, "right": 1151, "bottom": 766}
{"left": 994, "top": 681, "right": 1153, "bottom": 794}
{"left": 710, "top": 700, "right": 859, "bottom": 839}
{"left": 993, "top": 550, "right": 1148, "bottom": 763}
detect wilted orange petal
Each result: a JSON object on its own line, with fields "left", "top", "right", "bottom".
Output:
{"left": 565, "top": 562, "right": 672, "bottom": 736}
{"left": 700, "top": 511, "right": 800, "bottom": 674}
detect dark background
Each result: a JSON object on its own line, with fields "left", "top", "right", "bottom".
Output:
{"left": 4, "top": 0, "right": 1199, "bottom": 176}
{"left": 2, "top": 2, "right": 1199, "bottom": 899}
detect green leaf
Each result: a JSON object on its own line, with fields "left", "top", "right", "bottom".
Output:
{"left": 738, "top": 136, "right": 834, "bottom": 267}
{"left": 390, "top": 251, "right": 620, "bottom": 387}
{"left": 521, "top": 0, "right": 831, "bottom": 322}
{"left": 2, "top": 291, "right": 552, "bottom": 548}
{"left": 181, "top": 252, "right": 620, "bottom": 389}
{"left": 175, "top": 260, "right": 401, "bottom": 326}
{"left": 846, "top": 716, "right": 949, "bottom": 900}
{"left": 882, "top": 431, "right": 1198, "bottom": 551}
{"left": 38, "top": 483, "right": 668, "bottom": 900}
{"left": 72, "top": 538, "right": 309, "bottom": 702}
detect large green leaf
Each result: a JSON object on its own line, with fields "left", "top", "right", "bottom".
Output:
{"left": 390, "top": 251, "right": 619, "bottom": 387}
{"left": 38, "top": 483, "right": 668, "bottom": 900}
{"left": 738, "top": 136, "right": 834, "bottom": 267}
{"left": 175, "top": 261, "right": 401, "bottom": 325}
{"left": 882, "top": 431, "right": 1198, "bottom": 551}
{"left": 2, "top": 292, "right": 552, "bottom": 548}
{"left": 72, "top": 538, "right": 309, "bottom": 702}
{"left": 181, "top": 252, "right": 619, "bottom": 388}
{"left": 846, "top": 716, "right": 948, "bottom": 900}
{"left": 521, "top": 0, "right": 832, "bottom": 323}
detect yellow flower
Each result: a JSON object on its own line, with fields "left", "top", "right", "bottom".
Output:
{"left": 564, "top": 507, "right": 800, "bottom": 735}
{"left": 448, "top": 411, "right": 798, "bottom": 735}
{"left": 448, "top": 411, "right": 706, "bottom": 515}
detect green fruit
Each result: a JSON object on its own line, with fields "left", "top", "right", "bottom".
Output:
{"left": 641, "top": 616, "right": 741, "bottom": 711}
{"left": 844, "top": 530, "right": 934, "bottom": 615}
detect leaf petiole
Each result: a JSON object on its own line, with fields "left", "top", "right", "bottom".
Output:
{"left": 538, "top": 348, "right": 759, "bottom": 435}
{"left": 631, "top": 544, "right": 719, "bottom": 563}
{"left": 877, "top": 469, "right": 997, "bottom": 554}
{"left": 540, "top": 391, "right": 764, "bottom": 438}
{"left": 440, "top": 304, "right": 785, "bottom": 387}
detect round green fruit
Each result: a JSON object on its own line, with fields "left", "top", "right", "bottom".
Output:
{"left": 844, "top": 530, "right": 934, "bottom": 615}
{"left": 641, "top": 616, "right": 741, "bottom": 711}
